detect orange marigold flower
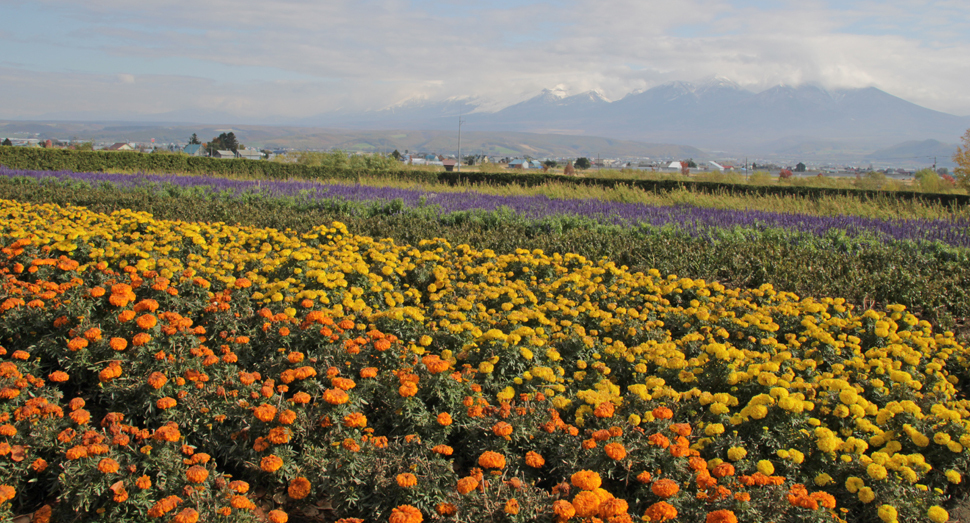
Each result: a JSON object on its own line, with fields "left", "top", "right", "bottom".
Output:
{"left": 593, "top": 402, "right": 615, "bottom": 418}
{"left": 147, "top": 495, "right": 182, "bottom": 517}
{"left": 136, "top": 314, "right": 157, "bottom": 330}
{"left": 98, "top": 458, "right": 120, "bottom": 474}
{"left": 592, "top": 429, "right": 611, "bottom": 441}
{"left": 572, "top": 491, "right": 602, "bottom": 518}
{"left": 132, "top": 332, "right": 152, "bottom": 346}
{"left": 153, "top": 422, "right": 181, "bottom": 442}
{"left": 117, "top": 310, "right": 136, "bottom": 322}
{"left": 599, "top": 497, "right": 629, "bottom": 518}
{"left": 343, "top": 412, "right": 368, "bottom": 429}
{"left": 268, "top": 427, "right": 292, "bottom": 444}
{"left": 456, "top": 476, "right": 478, "bottom": 495}
{"left": 147, "top": 372, "right": 167, "bottom": 389}
{"left": 156, "top": 397, "right": 177, "bottom": 410}
{"left": 67, "top": 337, "right": 89, "bottom": 351}
{"left": 288, "top": 477, "right": 311, "bottom": 500}
{"left": 605, "top": 442, "right": 627, "bottom": 460}
{"left": 360, "top": 367, "right": 378, "bottom": 378}
{"left": 229, "top": 480, "right": 250, "bottom": 493}
{"left": 437, "top": 412, "right": 453, "bottom": 426}
{"left": 571, "top": 470, "right": 602, "bottom": 491}
{"left": 287, "top": 352, "right": 304, "bottom": 364}
{"left": 582, "top": 438, "right": 597, "bottom": 450}
{"left": 109, "top": 338, "right": 127, "bottom": 351}
{"left": 230, "top": 495, "right": 256, "bottom": 510}
{"left": 396, "top": 473, "right": 418, "bottom": 488}
{"left": 111, "top": 483, "right": 129, "bottom": 503}
{"left": 705, "top": 509, "right": 738, "bottom": 523}
{"left": 478, "top": 451, "right": 506, "bottom": 469}
{"left": 332, "top": 377, "right": 356, "bottom": 390}
{"left": 399, "top": 382, "right": 418, "bottom": 397}
{"left": 389, "top": 504, "right": 423, "bottom": 523}
{"left": 637, "top": 471, "right": 653, "bottom": 484}
{"left": 136, "top": 475, "right": 152, "bottom": 489}
{"left": 0, "top": 424, "right": 15, "bottom": 437}
{"left": 651, "top": 479, "right": 680, "bottom": 499}
{"left": 432, "top": 445, "right": 454, "bottom": 456}
{"left": 31, "top": 458, "right": 47, "bottom": 472}
{"left": 644, "top": 501, "right": 678, "bottom": 522}
{"left": 268, "top": 509, "right": 288, "bottom": 523}
{"left": 504, "top": 498, "right": 520, "bottom": 515}
{"left": 492, "top": 421, "right": 513, "bottom": 437}
{"left": 341, "top": 438, "right": 361, "bottom": 452}
{"left": 712, "top": 463, "right": 735, "bottom": 478}
{"left": 648, "top": 433, "right": 670, "bottom": 449}
{"left": 553, "top": 499, "right": 576, "bottom": 519}
{"left": 811, "top": 491, "right": 836, "bottom": 509}
{"left": 670, "top": 423, "right": 692, "bottom": 437}
{"left": 323, "top": 388, "right": 350, "bottom": 405}
{"left": 70, "top": 409, "right": 91, "bottom": 425}
{"left": 652, "top": 407, "right": 673, "bottom": 420}
{"left": 261, "top": 455, "right": 284, "bottom": 473}
{"left": 436, "top": 503, "right": 457, "bottom": 516}
{"left": 253, "top": 404, "right": 278, "bottom": 423}
{"left": 186, "top": 465, "right": 209, "bottom": 483}
{"left": 525, "top": 451, "right": 545, "bottom": 468}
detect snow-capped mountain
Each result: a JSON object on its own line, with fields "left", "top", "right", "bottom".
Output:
{"left": 294, "top": 78, "right": 970, "bottom": 153}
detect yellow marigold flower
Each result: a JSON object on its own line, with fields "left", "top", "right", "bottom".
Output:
{"left": 946, "top": 469, "right": 961, "bottom": 484}
{"left": 726, "top": 447, "right": 747, "bottom": 461}
{"left": 814, "top": 473, "right": 833, "bottom": 486}
{"left": 756, "top": 460, "right": 774, "bottom": 475}
{"left": 867, "top": 463, "right": 888, "bottom": 481}
{"left": 858, "top": 487, "right": 876, "bottom": 503}
{"left": 877, "top": 505, "right": 898, "bottom": 523}
{"left": 845, "top": 476, "right": 864, "bottom": 493}
{"left": 927, "top": 506, "right": 949, "bottom": 523}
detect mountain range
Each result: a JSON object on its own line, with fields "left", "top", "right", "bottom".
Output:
{"left": 300, "top": 78, "right": 970, "bottom": 156}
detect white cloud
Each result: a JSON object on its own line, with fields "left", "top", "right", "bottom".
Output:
{"left": 1, "top": 0, "right": 969, "bottom": 120}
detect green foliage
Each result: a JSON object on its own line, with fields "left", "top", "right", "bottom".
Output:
{"left": 955, "top": 129, "right": 970, "bottom": 191}
{"left": 574, "top": 157, "right": 591, "bottom": 170}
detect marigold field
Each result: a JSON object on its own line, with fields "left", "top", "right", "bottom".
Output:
{"left": 1, "top": 197, "right": 969, "bottom": 523}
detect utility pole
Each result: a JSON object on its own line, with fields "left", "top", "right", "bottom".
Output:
{"left": 457, "top": 111, "right": 465, "bottom": 173}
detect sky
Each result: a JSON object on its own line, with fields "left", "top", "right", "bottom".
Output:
{"left": 1, "top": 0, "right": 969, "bottom": 122}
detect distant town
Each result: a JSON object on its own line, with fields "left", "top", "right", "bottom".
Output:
{"left": 0, "top": 134, "right": 952, "bottom": 182}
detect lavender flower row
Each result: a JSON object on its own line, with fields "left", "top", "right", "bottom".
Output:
{"left": 2, "top": 166, "right": 968, "bottom": 248}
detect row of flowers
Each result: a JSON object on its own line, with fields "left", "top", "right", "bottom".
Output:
{"left": 3, "top": 166, "right": 969, "bottom": 247}
{"left": 0, "top": 197, "right": 967, "bottom": 522}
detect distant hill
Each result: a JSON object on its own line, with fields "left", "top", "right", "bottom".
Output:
{"left": 864, "top": 139, "right": 958, "bottom": 168}
{"left": 0, "top": 121, "right": 705, "bottom": 160}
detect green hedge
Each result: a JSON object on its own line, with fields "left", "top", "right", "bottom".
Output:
{"left": 2, "top": 145, "right": 968, "bottom": 206}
